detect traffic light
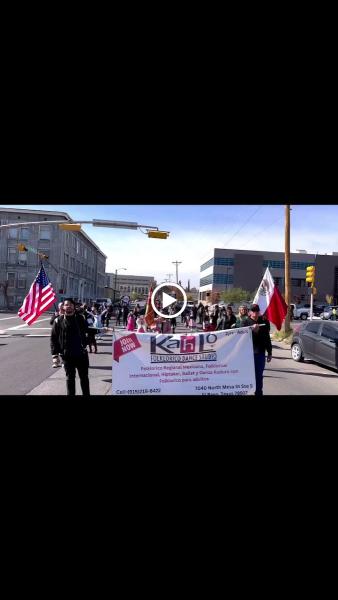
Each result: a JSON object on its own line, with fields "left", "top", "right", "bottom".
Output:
{"left": 17, "top": 244, "right": 28, "bottom": 252}
{"left": 147, "top": 231, "right": 170, "bottom": 239}
{"left": 58, "top": 223, "right": 81, "bottom": 231}
{"left": 306, "top": 265, "right": 315, "bottom": 287}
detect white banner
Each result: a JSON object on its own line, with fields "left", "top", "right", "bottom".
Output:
{"left": 112, "top": 328, "right": 255, "bottom": 396}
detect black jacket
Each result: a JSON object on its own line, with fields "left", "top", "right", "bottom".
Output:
{"left": 216, "top": 313, "right": 236, "bottom": 330}
{"left": 51, "top": 313, "right": 89, "bottom": 357}
{"left": 246, "top": 316, "right": 272, "bottom": 355}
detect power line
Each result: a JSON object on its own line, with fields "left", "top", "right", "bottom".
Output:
{"left": 199, "top": 205, "right": 263, "bottom": 262}
{"left": 241, "top": 214, "right": 284, "bottom": 249}
{"left": 220, "top": 205, "right": 263, "bottom": 248}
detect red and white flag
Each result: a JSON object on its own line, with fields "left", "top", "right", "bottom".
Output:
{"left": 253, "top": 267, "right": 287, "bottom": 330}
{"left": 18, "top": 264, "right": 57, "bottom": 326}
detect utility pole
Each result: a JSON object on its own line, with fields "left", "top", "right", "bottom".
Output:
{"left": 172, "top": 261, "right": 182, "bottom": 284}
{"left": 284, "top": 204, "right": 291, "bottom": 332}
{"left": 165, "top": 273, "right": 173, "bottom": 283}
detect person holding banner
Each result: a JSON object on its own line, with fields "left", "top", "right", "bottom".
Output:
{"left": 50, "top": 298, "right": 90, "bottom": 396}
{"left": 241, "top": 304, "right": 272, "bottom": 396}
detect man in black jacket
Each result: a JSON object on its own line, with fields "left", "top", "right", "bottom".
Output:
{"left": 50, "top": 298, "right": 90, "bottom": 396}
{"left": 242, "top": 304, "right": 272, "bottom": 396}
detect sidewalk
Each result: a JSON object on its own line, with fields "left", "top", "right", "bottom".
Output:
{"left": 27, "top": 334, "right": 113, "bottom": 396}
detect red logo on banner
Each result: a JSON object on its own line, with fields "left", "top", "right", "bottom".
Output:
{"left": 180, "top": 335, "right": 196, "bottom": 353}
{"left": 113, "top": 333, "right": 142, "bottom": 362}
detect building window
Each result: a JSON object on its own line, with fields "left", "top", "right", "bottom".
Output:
{"left": 200, "top": 257, "right": 214, "bottom": 272}
{"left": 39, "top": 225, "right": 51, "bottom": 240}
{"left": 70, "top": 257, "right": 75, "bottom": 271}
{"left": 64, "top": 253, "right": 69, "bottom": 268}
{"left": 18, "top": 274, "right": 26, "bottom": 288}
{"left": 200, "top": 274, "right": 213, "bottom": 286}
{"left": 76, "top": 260, "right": 80, "bottom": 273}
{"left": 7, "top": 247, "right": 16, "bottom": 264}
{"left": 84, "top": 247, "right": 87, "bottom": 259}
{"left": 8, "top": 228, "right": 18, "bottom": 240}
{"left": 7, "top": 272, "right": 16, "bottom": 287}
{"left": 20, "top": 227, "right": 29, "bottom": 240}
{"left": 213, "top": 274, "right": 234, "bottom": 284}
{"left": 214, "top": 257, "right": 234, "bottom": 266}
{"left": 76, "top": 240, "right": 80, "bottom": 254}
{"left": 18, "top": 251, "right": 27, "bottom": 266}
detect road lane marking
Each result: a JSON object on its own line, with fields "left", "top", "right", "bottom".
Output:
{"left": 0, "top": 316, "right": 21, "bottom": 321}
{"left": 26, "top": 334, "right": 51, "bottom": 337}
{"left": 7, "top": 316, "right": 51, "bottom": 330}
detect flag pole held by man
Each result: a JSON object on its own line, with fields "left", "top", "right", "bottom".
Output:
{"left": 18, "top": 263, "right": 57, "bottom": 325}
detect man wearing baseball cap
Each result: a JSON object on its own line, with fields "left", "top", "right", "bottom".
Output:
{"left": 245, "top": 303, "right": 272, "bottom": 396}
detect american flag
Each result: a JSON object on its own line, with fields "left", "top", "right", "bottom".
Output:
{"left": 18, "top": 264, "right": 57, "bottom": 326}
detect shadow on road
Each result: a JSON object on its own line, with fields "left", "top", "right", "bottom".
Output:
{"left": 89, "top": 365, "right": 111, "bottom": 370}
{"left": 271, "top": 344, "right": 290, "bottom": 351}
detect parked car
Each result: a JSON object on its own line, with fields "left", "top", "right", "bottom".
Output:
{"left": 290, "top": 303, "right": 311, "bottom": 320}
{"left": 320, "top": 305, "right": 338, "bottom": 320}
{"left": 291, "top": 320, "right": 338, "bottom": 370}
{"left": 313, "top": 304, "right": 326, "bottom": 317}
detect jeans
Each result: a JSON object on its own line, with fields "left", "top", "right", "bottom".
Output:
{"left": 254, "top": 353, "right": 266, "bottom": 396}
{"left": 63, "top": 353, "right": 90, "bottom": 396}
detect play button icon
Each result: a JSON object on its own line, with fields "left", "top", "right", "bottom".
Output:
{"left": 162, "top": 292, "right": 177, "bottom": 310}
{"left": 151, "top": 282, "right": 187, "bottom": 320}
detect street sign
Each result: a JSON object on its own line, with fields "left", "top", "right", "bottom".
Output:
{"left": 122, "top": 295, "right": 130, "bottom": 304}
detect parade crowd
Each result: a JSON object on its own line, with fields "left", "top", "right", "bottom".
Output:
{"left": 49, "top": 298, "right": 272, "bottom": 396}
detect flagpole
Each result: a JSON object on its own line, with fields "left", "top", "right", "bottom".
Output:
{"left": 283, "top": 204, "right": 291, "bottom": 333}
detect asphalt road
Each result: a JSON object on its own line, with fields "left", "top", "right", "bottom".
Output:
{"left": 0, "top": 312, "right": 55, "bottom": 394}
{"left": 264, "top": 340, "right": 338, "bottom": 395}
{"left": 1, "top": 312, "right": 337, "bottom": 396}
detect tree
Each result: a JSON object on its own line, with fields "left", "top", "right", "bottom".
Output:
{"left": 326, "top": 294, "right": 333, "bottom": 305}
{"left": 219, "top": 287, "right": 252, "bottom": 304}
{"left": 131, "top": 291, "right": 139, "bottom": 301}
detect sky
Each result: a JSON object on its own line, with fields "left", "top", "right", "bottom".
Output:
{"left": 1, "top": 203, "right": 338, "bottom": 288}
